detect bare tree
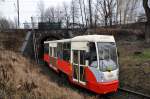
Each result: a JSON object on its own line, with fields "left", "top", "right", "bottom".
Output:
{"left": 71, "top": 0, "right": 75, "bottom": 26}
{"left": 97, "top": 0, "right": 116, "bottom": 26}
{"left": 143, "top": 0, "right": 150, "bottom": 43}
{"left": 55, "top": 7, "right": 63, "bottom": 22}
{"left": 94, "top": 0, "right": 99, "bottom": 28}
{"left": 70, "top": 0, "right": 79, "bottom": 28}
{"left": 63, "top": 2, "right": 70, "bottom": 28}
{"left": 79, "top": 0, "right": 84, "bottom": 25}
{"left": 89, "top": 0, "right": 93, "bottom": 28}
{"left": 108, "top": 0, "right": 116, "bottom": 26}
{"left": 128, "top": 0, "right": 139, "bottom": 23}
{"left": 44, "top": 8, "right": 52, "bottom": 22}
{"left": 96, "top": 0, "right": 107, "bottom": 26}
{"left": 83, "top": 0, "right": 87, "bottom": 27}
{"left": 115, "top": 0, "right": 123, "bottom": 24}
{"left": 37, "top": 0, "right": 45, "bottom": 22}
{"left": 49, "top": 7, "right": 55, "bottom": 21}
{"left": 117, "top": 0, "right": 140, "bottom": 24}
{"left": 122, "top": 0, "right": 131, "bottom": 24}
{"left": 0, "top": 18, "right": 10, "bottom": 30}
{"left": 44, "top": 6, "right": 63, "bottom": 23}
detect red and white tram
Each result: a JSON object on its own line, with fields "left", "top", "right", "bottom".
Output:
{"left": 43, "top": 35, "right": 119, "bottom": 94}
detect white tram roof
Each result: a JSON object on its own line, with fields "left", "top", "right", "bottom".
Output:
{"left": 71, "top": 35, "right": 115, "bottom": 42}
{"left": 44, "top": 39, "right": 71, "bottom": 43}
{"left": 44, "top": 35, "right": 115, "bottom": 43}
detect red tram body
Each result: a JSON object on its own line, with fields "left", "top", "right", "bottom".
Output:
{"left": 43, "top": 35, "right": 119, "bottom": 94}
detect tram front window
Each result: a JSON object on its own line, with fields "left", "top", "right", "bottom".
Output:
{"left": 97, "top": 42, "right": 118, "bottom": 72}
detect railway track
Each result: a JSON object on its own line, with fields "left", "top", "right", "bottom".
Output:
{"left": 97, "top": 88, "right": 150, "bottom": 99}
{"left": 118, "top": 87, "right": 150, "bottom": 99}
{"left": 40, "top": 60, "right": 150, "bottom": 99}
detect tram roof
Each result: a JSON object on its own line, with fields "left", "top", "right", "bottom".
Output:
{"left": 44, "top": 35, "right": 115, "bottom": 43}
{"left": 44, "top": 39, "right": 71, "bottom": 43}
{"left": 71, "top": 35, "right": 115, "bottom": 42}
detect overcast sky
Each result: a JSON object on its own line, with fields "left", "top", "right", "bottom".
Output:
{"left": 0, "top": 0, "right": 71, "bottom": 26}
{"left": 0, "top": 0, "right": 149, "bottom": 28}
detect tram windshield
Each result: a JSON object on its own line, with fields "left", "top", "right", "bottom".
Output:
{"left": 97, "top": 42, "right": 118, "bottom": 72}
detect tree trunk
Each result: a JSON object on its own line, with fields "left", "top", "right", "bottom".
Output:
{"left": 143, "top": 0, "right": 150, "bottom": 43}
{"left": 105, "top": 16, "right": 108, "bottom": 26}
{"left": 83, "top": 0, "right": 87, "bottom": 27}
{"left": 145, "top": 22, "right": 150, "bottom": 43}
{"left": 79, "top": 0, "right": 84, "bottom": 25}
{"left": 109, "top": 15, "right": 112, "bottom": 26}
{"left": 89, "top": 0, "right": 93, "bottom": 28}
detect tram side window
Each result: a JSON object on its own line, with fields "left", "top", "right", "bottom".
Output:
{"left": 63, "top": 43, "right": 71, "bottom": 61}
{"left": 57, "top": 43, "right": 63, "bottom": 59}
{"left": 73, "top": 50, "right": 78, "bottom": 63}
{"left": 53, "top": 47, "right": 57, "bottom": 58}
{"left": 44, "top": 43, "right": 49, "bottom": 54}
{"left": 49, "top": 47, "right": 52, "bottom": 56}
{"left": 80, "top": 50, "right": 86, "bottom": 65}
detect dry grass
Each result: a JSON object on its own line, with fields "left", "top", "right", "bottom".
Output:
{"left": 0, "top": 50, "right": 98, "bottom": 99}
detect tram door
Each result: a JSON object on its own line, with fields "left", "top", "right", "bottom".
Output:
{"left": 73, "top": 50, "right": 86, "bottom": 85}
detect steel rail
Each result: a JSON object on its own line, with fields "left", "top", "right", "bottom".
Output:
{"left": 119, "top": 87, "right": 150, "bottom": 98}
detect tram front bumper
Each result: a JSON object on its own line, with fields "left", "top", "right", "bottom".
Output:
{"left": 88, "top": 80, "right": 119, "bottom": 94}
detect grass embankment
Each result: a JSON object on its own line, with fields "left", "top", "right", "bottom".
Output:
{"left": 118, "top": 41, "right": 150, "bottom": 95}
{"left": 133, "top": 48, "right": 150, "bottom": 62}
{"left": 0, "top": 50, "right": 97, "bottom": 99}
{"left": 0, "top": 31, "right": 26, "bottom": 51}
